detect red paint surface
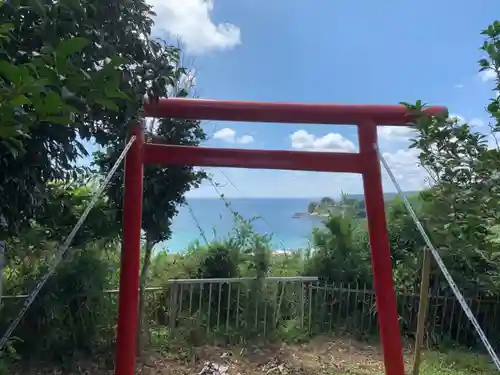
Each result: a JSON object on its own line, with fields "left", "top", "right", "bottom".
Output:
{"left": 359, "top": 121, "right": 406, "bottom": 375}
{"left": 144, "top": 98, "right": 447, "bottom": 125}
{"left": 143, "top": 144, "right": 364, "bottom": 173}
{"left": 114, "top": 123, "right": 144, "bottom": 375}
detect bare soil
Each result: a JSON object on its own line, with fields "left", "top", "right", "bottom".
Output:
{"left": 12, "top": 336, "right": 415, "bottom": 375}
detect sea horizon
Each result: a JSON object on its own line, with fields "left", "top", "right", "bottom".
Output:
{"left": 158, "top": 197, "right": 325, "bottom": 253}
{"left": 159, "top": 192, "right": 416, "bottom": 253}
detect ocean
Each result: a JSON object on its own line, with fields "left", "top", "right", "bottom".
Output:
{"left": 159, "top": 198, "right": 326, "bottom": 252}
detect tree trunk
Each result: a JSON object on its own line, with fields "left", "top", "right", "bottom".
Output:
{"left": 136, "top": 235, "right": 154, "bottom": 356}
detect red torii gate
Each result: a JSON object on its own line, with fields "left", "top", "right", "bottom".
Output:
{"left": 114, "top": 98, "right": 447, "bottom": 375}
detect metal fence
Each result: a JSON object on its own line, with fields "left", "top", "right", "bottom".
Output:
{"left": 3, "top": 277, "right": 500, "bottom": 350}
{"left": 139, "top": 279, "right": 500, "bottom": 350}
{"left": 141, "top": 276, "right": 318, "bottom": 344}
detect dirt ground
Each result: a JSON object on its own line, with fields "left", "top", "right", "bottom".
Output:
{"left": 134, "top": 336, "right": 412, "bottom": 375}
{"left": 11, "top": 336, "right": 415, "bottom": 375}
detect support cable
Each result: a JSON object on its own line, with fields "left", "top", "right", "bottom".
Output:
{"left": 0, "top": 136, "right": 137, "bottom": 352}
{"left": 211, "top": 170, "right": 288, "bottom": 252}
{"left": 186, "top": 201, "right": 210, "bottom": 246}
{"left": 375, "top": 143, "right": 500, "bottom": 371}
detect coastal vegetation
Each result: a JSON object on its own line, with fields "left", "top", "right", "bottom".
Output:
{"left": 302, "top": 193, "right": 366, "bottom": 218}
{"left": 0, "top": 0, "right": 500, "bottom": 373}
{"left": 304, "top": 192, "right": 423, "bottom": 219}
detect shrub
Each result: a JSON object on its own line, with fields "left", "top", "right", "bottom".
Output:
{"left": 1, "top": 244, "right": 117, "bottom": 361}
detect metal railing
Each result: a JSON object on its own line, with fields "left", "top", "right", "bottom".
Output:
{"left": 3, "top": 277, "right": 500, "bottom": 350}
{"left": 142, "top": 277, "right": 318, "bottom": 343}
{"left": 142, "top": 280, "right": 500, "bottom": 349}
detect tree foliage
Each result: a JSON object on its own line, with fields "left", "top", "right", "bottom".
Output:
{"left": 4, "top": 181, "right": 118, "bottom": 294}
{"left": 1, "top": 180, "right": 120, "bottom": 361}
{"left": 0, "top": 0, "right": 180, "bottom": 237}
{"left": 396, "top": 21, "right": 500, "bottom": 294}
{"left": 0, "top": 0, "right": 205, "bottom": 359}
{"left": 305, "top": 214, "right": 371, "bottom": 285}
{"left": 92, "top": 51, "right": 206, "bottom": 353}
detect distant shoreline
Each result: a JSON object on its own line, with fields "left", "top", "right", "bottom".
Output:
{"left": 292, "top": 212, "right": 328, "bottom": 218}
{"left": 186, "top": 191, "right": 419, "bottom": 201}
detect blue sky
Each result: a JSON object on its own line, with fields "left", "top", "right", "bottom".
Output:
{"left": 122, "top": 0, "right": 498, "bottom": 197}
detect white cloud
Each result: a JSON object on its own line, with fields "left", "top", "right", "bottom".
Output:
{"left": 454, "top": 83, "right": 464, "bottom": 88}
{"left": 381, "top": 148, "right": 426, "bottom": 186}
{"left": 378, "top": 126, "right": 416, "bottom": 141}
{"left": 479, "top": 68, "right": 497, "bottom": 82}
{"left": 213, "top": 127, "right": 235, "bottom": 142}
{"left": 148, "top": 0, "right": 241, "bottom": 54}
{"left": 469, "top": 118, "right": 485, "bottom": 128}
{"left": 213, "top": 127, "right": 255, "bottom": 144}
{"left": 237, "top": 135, "right": 254, "bottom": 144}
{"left": 290, "top": 130, "right": 356, "bottom": 152}
{"left": 450, "top": 114, "right": 485, "bottom": 129}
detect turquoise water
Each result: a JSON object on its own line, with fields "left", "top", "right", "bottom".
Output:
{"left": 159, "top": 198, "right": 325, "bottom": 252}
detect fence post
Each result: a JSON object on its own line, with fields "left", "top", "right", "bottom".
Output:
{"left": 169, "top": 284, "right": 178, "bottom": 333}
{"left": 299, "top": 281, "right": 305, "bottom": 329}
{"left": 308, "top": 282, "right": 313, "bottom": 334}
{"left": 413, "top": 248, "right": 432, "bottom": 375}
{"left": 0, "top": 240, "right": 4, "bottom": 314}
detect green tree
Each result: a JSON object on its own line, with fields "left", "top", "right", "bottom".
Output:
{"left": 4, "top": 181, "right": 119, "bottom": 294}
{"left": 0, "top": 0, "right": 187, "bottom": 358}
{"left": 0, "top": 0, "right": 180, "bottom": 239}
{"left": 0, "top": 0, "right": 183, "bottom": 327}
{"left": 2, "top": 181, "right": 120, "bottom": 359}
{"left": 401, "top": 20, "right": 500, "bottom": 295}
{"left": 385, "top": 194, "right": 428, "bottom": 292}
{"left": 94, "top": 61, "right": 206, "bottom": 352}
{"left": 0, "top": 1, "right": 127, "bottom": 147}
{"left": 305, "top": 214, "right": 371, "bottom": 285}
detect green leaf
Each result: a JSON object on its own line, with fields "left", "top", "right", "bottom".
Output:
{"left": 95, "top": 98, "right": 119, "bottom": 111}
{"left": 42, "top": 116, "right": 73, "bottom": 125}
{"left": 0, "top": 60, "right": 22, "bottom": 85}
{"left": 0, "top": 125, "right": 20, "bottom": 139}
{"left": 56, "top": 37, "right": 90, "bottom": 58}
{"left": 44, "top": 91, "right": 63, "bottom": 113}
{"left": 61, "top": 86, "right": 75, "bottom": 99}
{"left": 29, "top": 0, "right": 47, "bottom": 17}
{"left": 0, "top": 23, "right": 14, "bottom": 35}
{"left": 106, "top": 55, "right": 126, "bottom": 67}
{"left": 11, "top": 95, "right": 31, "bottom": 105}
{"left": 105, "top": 88, "right": 129, "bottom": 100}
{"left": 40, "top": 45, "right": 54, "bottom": 55}
{"left": 79, "top": 69, "right": 91, "bottom": 80}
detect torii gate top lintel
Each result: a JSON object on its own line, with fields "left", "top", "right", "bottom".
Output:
{"left": 143, "top": 97, "right": 447, "bottom": 125}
